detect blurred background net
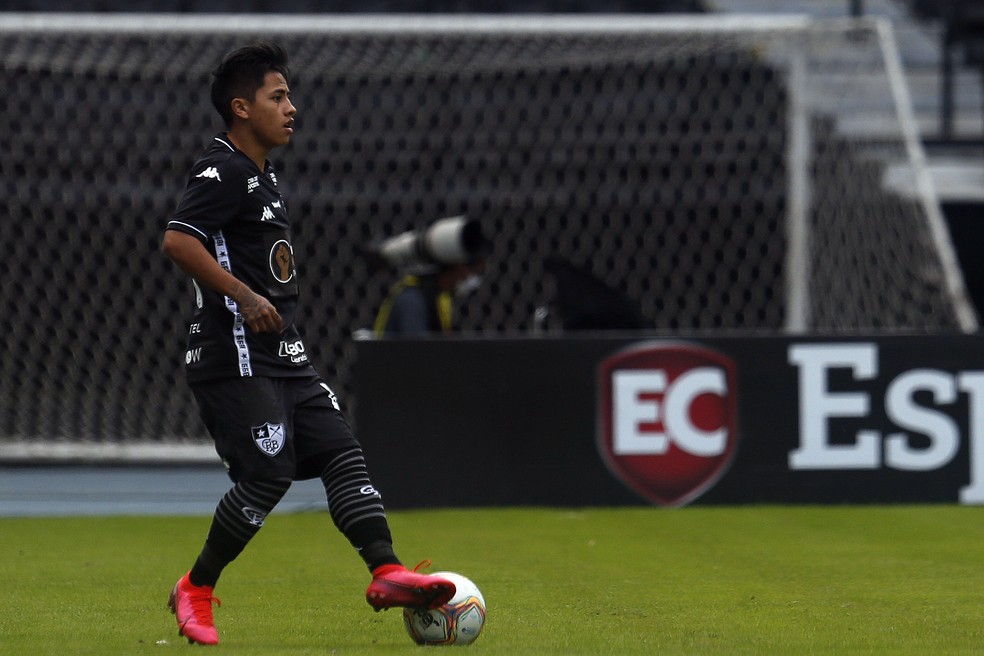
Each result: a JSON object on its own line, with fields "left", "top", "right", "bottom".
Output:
{"left": 0, "top": 16, "right": 972, "bottom": 457}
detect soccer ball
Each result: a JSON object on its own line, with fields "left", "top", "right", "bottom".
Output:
{"left": 402, "top": 572, "right": 486, "bottom": 646}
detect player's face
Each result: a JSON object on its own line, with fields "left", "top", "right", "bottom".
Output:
{"left": 247, "top": 71, "right": 296, "bottom": 150}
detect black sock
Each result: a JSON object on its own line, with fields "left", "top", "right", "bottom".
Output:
{"left": 188, "top": 477, "right": 292, "bottom": 587}
{"left": 320, "top": 447, "right": 400, "bottom": 571}
{"left": 360, "top": 539, "right": 402, "bottom": 572}
{"left": 189, "top": 544, "right": 226, "bottom": 588}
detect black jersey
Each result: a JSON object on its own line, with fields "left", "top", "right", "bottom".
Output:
{"left": 167, "top": 133, "right": 315, "bottom": 383}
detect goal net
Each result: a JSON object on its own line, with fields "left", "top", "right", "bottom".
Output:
{"left": 0, "top": 13, "right": 973, "bottom": 462}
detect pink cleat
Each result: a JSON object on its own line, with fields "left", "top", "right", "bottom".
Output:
{"left": 168, "top": 572, "right": 221, "bottom": 645}
{"left": 366, "top": 561, "right": 456, "bottom": 612}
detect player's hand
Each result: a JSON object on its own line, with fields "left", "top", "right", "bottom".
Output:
{"left": 236, "top": 290, "right": 284, "bottom": 333}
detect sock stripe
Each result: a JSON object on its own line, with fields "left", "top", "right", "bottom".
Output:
{"left": 330, "top": 496, "right": 385, "bottom": 527}
{"left": 213, "top": 477, "right": 291, "bottom": 541}
{"left": 320, "top": 448, "right": 387, "bottom": 533}
{"left": 321, "top": 449, "right": 364, "bottom": 477}
{"left": 196, "top": 477, "right": 293, "bottom": 582}
{"left": 337, "top": 508, "right": 388, "bottom": 531}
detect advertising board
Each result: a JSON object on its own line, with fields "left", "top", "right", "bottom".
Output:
{"left": 354, "top": 335, "right": 984, "bottom": 507}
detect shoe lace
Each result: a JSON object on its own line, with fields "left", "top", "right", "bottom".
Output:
{"left": 188, "top": 587, "right": 221, "bottom": 625}
{"left": 411, "top": 560, "right": 432, "bottom": 573}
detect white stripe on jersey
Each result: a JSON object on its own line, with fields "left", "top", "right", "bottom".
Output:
{"left": 166, "top": 220, "right": 209, "bottom": 241}
{"left": 215, "top": 137, "right": 235, "bottom": 151}
{"left": 213, "top": 230, "right": 253, "bottom": 377}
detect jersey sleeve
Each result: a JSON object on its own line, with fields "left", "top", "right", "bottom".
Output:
{"left": 167, "top": 158, "right": 244, "bottom": 243}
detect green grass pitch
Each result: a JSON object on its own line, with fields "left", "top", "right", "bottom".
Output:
{"left": 2, "top": 505, "right": 983, "bottom": 654}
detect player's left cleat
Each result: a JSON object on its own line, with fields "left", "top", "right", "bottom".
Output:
{"left": 168, "top": 571, "right": 221, "bottom": 645}
{"left": 366, "top": 561, "right": 456, "bottom": 612}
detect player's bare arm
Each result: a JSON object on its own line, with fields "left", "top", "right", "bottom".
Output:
{"left": 161, "top": 229, "right": 284, "bottom": 333}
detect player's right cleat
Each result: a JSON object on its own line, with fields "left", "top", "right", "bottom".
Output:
{"left": 168, "top": 572, "right": 221, "bottom": 646}
{"left": 366, "top": 561, "right": 456, "bottom": 612}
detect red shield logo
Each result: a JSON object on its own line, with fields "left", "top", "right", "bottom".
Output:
{"left": 597, "top": 342, "right": 739, "bottom": 507}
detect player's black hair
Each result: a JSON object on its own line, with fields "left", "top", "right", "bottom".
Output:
{"left": 210, "top": 43, "right": 290, "bottom": 127}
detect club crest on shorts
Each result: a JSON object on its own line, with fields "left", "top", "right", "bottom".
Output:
{"left": 597, "top": 341, "right": 739, "bottom": 507}
{"left": 251, "top": 422, "right": 286, "bottom": 456}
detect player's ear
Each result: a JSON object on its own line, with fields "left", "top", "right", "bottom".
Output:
{"left": 231, "top": 98, "right": 249, "bottom": 120}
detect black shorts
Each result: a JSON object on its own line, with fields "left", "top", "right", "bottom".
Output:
{"left": 191, "top": 375, "right": 359, "bottom": 482}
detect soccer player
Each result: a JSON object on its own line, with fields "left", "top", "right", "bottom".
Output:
{"left": 161, "top": 43, "right": 454, "bottom": 646}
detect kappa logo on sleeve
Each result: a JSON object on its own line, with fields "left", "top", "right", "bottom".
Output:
{"left": 251, "top": 422, "right": 286, "bottom": 456}
{"left": 597, "top": 342, "right": 739, "bottom": 507}
{"left": 195, "top": 166, "right": 222, "bottom": 182}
